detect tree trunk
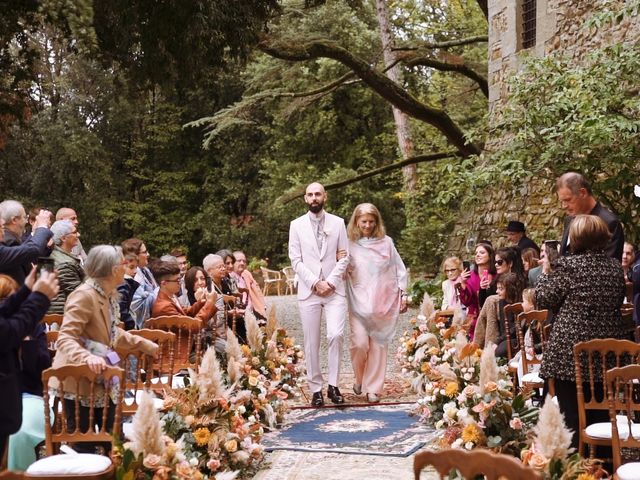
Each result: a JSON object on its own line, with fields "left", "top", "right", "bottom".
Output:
{"left": 376, "top": 0, "right": 417, "bottom": 191}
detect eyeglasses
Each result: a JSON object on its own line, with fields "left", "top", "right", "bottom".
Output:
{"left": 495, "top": 259, "right": 505, "bottom": 266}
{"left": 444, "top": 268, "right": 458, "bottom": 273}
{"left": 164, "top": 279, "right": 180, "bottom": 283}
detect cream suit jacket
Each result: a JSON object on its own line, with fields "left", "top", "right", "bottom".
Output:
{"left": 288, "top": 211, "right": 350, "bottom": 300}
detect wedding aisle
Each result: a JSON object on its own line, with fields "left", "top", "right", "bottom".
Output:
{"left": 255, "top": 296, "right": 440, "bottom": 479}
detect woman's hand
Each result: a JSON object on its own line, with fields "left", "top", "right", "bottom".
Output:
{"left": 205, "top": 289, "right": 218, "bottom": 304}
{"left": 458, "top": 268, "right": 471, "bottom": 288}
{"left": 87, "top": 354, "right": 107, "bottom": 374}
{"left": 479, "top": 274, "right": 491, "bottom": 290}
{"left": 336, "top": 249, "right": 348, "bottom": 261}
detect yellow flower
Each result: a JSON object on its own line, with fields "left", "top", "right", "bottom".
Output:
{"left": 421, "top": 363, "right": 430, "bottom": 373}
{"left": 461, "top": 424, "right": 483, "bottom": 444}
{"left": 224, "top": 439, "right": 238, "bottom": 453}
{"left": 241, "top": 345, "right": 251, "bottom": 356}
{"left": 283, "top": 338, "right": 294, "bottom": 348}
{"left": 445, "top": 382, "right": 459, "bottom": 397}
{"left": 576, "top": 475, "right": 595, "bottom": 480}
{"left": 248, "top": 376, "right": 258, "bottom": 387}
{"left": 193, "top": 427, "right": 211, "bottom": 446}
{"left": 266, "top": 360, "right": 276, "bottom": 370}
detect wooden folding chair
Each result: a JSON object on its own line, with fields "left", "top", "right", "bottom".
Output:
{"left": 115, "top": 329, "right": 177, "bottom": 415}
{"left": 41, "top": 314, "right": 63, "bottom": 359}
{"left": 503, "top": 302, "right": 523, "bottom": 382}
{"left": 413, "top": 448, "right": 542, "bottom": 480}
{"left": 515, "top": 309, "right": 549, "bottom": 395}
{"left": 145, "top": 316, "right": 202, "bottom": 372}
{"left": 24, "top": 365, "right": 124, "bottom": 479}
{"left": 574, "top": 339, "right": 640, "bottom": 459}
{"left": 605, "top": 364, "right": 640, "bottom": 479}
{"left": 282, "top": 266, "right": 296, "bottom": 295}
{"left": 260, "top": 267, "right": 283, "bottom": 296}
{"left": 434, "top": 309, "right": 455, "bottom": 327}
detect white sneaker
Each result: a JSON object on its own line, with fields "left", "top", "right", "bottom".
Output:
{"left": 353, "top": 384, "right": 362, "bottom": 395}
{"left": 367, "top": 393, "right": 380, "bottom": 403}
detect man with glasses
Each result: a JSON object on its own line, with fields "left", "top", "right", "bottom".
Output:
{"left": 55, "top": 207, "right": 87, "bottom": 262}
{"left": 0, "top": 200, "right": 53, "bottom": 284}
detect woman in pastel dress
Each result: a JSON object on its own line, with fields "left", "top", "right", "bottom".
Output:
{"left": 345, "top": 203, "right": 407, "bottom": 403}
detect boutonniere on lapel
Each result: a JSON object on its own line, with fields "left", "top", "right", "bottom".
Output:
{"left": 322, "top": 228, "right": 331, "bottom": 237}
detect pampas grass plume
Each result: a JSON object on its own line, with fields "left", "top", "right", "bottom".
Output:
{"left": 214, "top": 471, "right": 239, "bottom": 480}
{"left": 479, "top": 342, "right": 499, "bottom": 393}
{"left": 534, "top": 395, "right": 573, "bottom": 459}
{"left": 129, "top": 390, "right": 164, "bottom": 456}
{"left": 451, "top": 306, "right": 464, "bottom": 327}
{"left": 265, "top": 305, "right": 279, "bottom": 338}
{"left": 227, "top": 356, "right": 242, "bottom": 385}
{"left": 226, "top": 328, "right": 244, "bottom": 364}
{"left": 197, "top": 346, "right": 225, "bottom": 403}
{"left": 420, "top": 292, "right": 435, "bottom": 321}
{"left": 245, "top": 309, "right": 264, "bottom": 351}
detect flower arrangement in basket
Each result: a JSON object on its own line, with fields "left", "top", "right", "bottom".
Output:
{"left": 520, "top": 397, "right": 607, "bottom": 479}
{"left": 400, "top": 294, "right": 538, "bottom": 455}
{"left": 227, "top": 308, "right": 304, "bottom": 428}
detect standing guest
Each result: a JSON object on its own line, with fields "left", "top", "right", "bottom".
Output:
{"left": 0, "top": 201, "right": 53, "bottom": 285}
{"left": 51, "top": 245, "right": 158, "bottom": 453}
{"left": 169, "top": 248, "right": 190, "bottom": 308}
{"left": 288, "top": 182, "right": 349, "bottom": 407}
{"left": 440, "top": 256, "right": 463, "bottom": 311}
{"left": 494, "top": 246, "right": 527, "bottom": 294}
{"left": 0, "top": 266, "right": 58, "bottom": 462}
{"left": 233, "top": 250, "right": 267, "bottom": 319}
{"left": 536, "top": 215, "right": 627, "bottom": 449}
{"left": 556, "top": 172, "right": 624, "bottom": 260}
{"left": 457, "top": 242, "right": 496, "bottom": 336}
{"left": 184, "top": 266, "right": 209, "bottom": 306}
{"left": 345, "top": 203, "right": 407, "bottom": 403}
{"left": 505, "top": 220, "right": 540, "bottom": 254}
{"left": 24, "top": 207, "right": 54, "bottom": 242}
{"left": 123, "top": 238, "right": 157, "bottom": 329}
{"left": 622, "top": 242, "right": 636, "bottom": 284}
{"left": 528, "top": 240, "right": 560, "bottom": 287}
{"left": 47, "top": 220, "right": 84, "bottom": 313}
{"left": 117, "top": 253, "right": 140, "bottom": 330}
{"left": 55, "top": 208, "right": 87, "bottom": 261}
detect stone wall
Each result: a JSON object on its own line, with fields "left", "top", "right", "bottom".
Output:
{"left": 446, "top": 0, "right": 640, "bottom": 259}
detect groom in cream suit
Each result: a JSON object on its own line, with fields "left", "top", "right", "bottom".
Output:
{"left": 289, "top": 182, "right": 349, "bottom": 406}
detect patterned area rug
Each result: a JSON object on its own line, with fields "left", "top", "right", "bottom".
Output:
{"left": 262, "top": 404, "right": 437, "bottom": 457}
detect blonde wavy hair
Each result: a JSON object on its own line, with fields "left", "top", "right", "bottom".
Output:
{"left": 347, "top": 203, "right": 386, "bottom": 241}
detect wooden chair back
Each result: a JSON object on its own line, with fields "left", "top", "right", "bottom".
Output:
{"left": 413, "top": 448, "right": 542, "bottom": 480}
{"left": 42, "top": 365, "right": 124, "bottom": 456}
{"left": 434, "top": 309, "right": 455, "bottom": 326}
{"left": 260, "top": 267, "right": 283, "bottom": 296}
{"left": 605, "top": 364, "right": 640, "bottom": 472}
{"left": 145, "top": 316, "right": 201, "bottom": 372}
{"left": 503, "top": 302, "right": 524, "bottom": 361}
{"left": 42, "top": 313, "right": 64, "bottom": 330}
{"left": 45, "top": 331, "right": 58, "bottom": 359}
{"left": 0, "top": 471, "right": 24, "bottom": 479}
{"left": 515, "top": 310, "right": 548, "bottom": 370}
{"left": 574, "top": 339, "right": 640, "bottom": 457}
{"left": 282, "top": 266, "right": 296, "bottom": 295}
{"left": 116, "top": 329, "right": 176, "bottom": 414}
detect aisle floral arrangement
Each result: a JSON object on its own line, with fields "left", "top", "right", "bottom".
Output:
{"left": 521, "top": 396, "right": 606, "bottom": 479}
{"left": 398, "top": 294, "right": 538, "bottom": 456}
{"left": 113, "top": 307, "right": 304, "bottom": 479}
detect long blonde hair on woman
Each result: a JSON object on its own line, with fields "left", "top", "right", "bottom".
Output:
{"left": 347, "top": 203, "right": 386, "bottom": 241}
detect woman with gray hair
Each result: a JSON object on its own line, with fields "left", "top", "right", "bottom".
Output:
{"left": 47, "top": 220, "right": 84, "bottom": 313}
{"left": 50, "top": 245, "right": 158, "bottom": 453}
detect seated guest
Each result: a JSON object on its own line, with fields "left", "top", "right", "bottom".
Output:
{"left": 123, "top": 238, "right": 157, "bottom": 329}
{"left": 536, "top": 214, "right": 627, "bottom": 449}
{"left": 0, "top": 201, "right": 53, "bottom": 285}
{"left": 0, "top": 266, "right": 58, "bottom": 462}
{"left": 203, "top": 254, "right": 235, "bottom": 347}
{"left": 232, "top": 250, "right": 267, "bottom": 320}
{"left": 169, "top": 248, "right": 190, "bottom": 308}
{"left": 1, "top": 275, "right": 52, "bottom": 471}
{"left": 51, "top": 245, "right": 158, "bottom": 453}
{"left": 215, "top": 250, "right": 247, "bottom": 342}
{"left": 495, "top": 246, "right": 527, "bottom": 294}
{"left": 184, "top": 266, "right": 209, "bottom": 306}
{"left": 622, "top": 242, "right": 636, "bottom": 303}
{"left": 528, "top": 240, "right": 560, "bottom": 287}
{"left": 47, "top": 220, "right": 84, "bottom": 313}
{"left": 521, "top": 248, "right": 539, "bottom": 277}
{"left": 473, "top": 272, "right": 524, "bottom": 357}
{"left": 440, "top": 256, "right": 463, "bottom": 311}
{"left": 117, "top": 253, "right": 139, "bottom": 330}
{"left": 150, "top": 260, "right": 218, "bottom": 322}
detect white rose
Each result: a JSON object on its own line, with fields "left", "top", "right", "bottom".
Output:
{"left": 465, "top": 442, "right": 474, "bottom": 450}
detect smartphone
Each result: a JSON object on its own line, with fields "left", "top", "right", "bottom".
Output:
{"left": 462, "top": 261, "right": 470, "bottom": 271}
{"left": 36, "top": 257, "right": 55, "bottom": 278}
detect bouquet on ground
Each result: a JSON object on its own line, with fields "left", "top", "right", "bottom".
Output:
{"left": 521, "top": 397, "right": 607, "bottom": 479}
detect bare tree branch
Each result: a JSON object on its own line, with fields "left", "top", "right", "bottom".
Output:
{"left": 277, "top": 150, "right": 461, "bottom": 204}
{"left": 393, "top": 35, "right": 488, "bottom": 50}
{"left": 258, "top": 36, "right": 481, "bottom": 157}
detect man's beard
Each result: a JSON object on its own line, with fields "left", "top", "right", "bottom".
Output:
{"left": 308, "top": 201, "right": 324, "bottom": 214}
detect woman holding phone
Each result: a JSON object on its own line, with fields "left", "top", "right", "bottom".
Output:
{"left": 457, "top": 242, "right": 496, "bottom": 336}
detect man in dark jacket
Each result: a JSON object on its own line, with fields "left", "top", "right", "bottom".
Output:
{"left": 556, "top": 172, "right": 624, "bottom": 260}
{"left": 0, "top": 201, "right": 54, "bottom": 284}
{"left": 505, "top": 220, "right": 540, "bottom": 254}
{"left": 0, "top": 267, "right": 58, "bottom": 460}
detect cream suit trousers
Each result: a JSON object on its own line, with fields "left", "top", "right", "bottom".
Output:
{"left": 298, "top": 292, "right": 347, "bottom": 393}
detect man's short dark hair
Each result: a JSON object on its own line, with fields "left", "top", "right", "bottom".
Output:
{"left": 149, "top": 260, "right": 180, "bottom": 283}
{"left": 556, "top": 172, "right": 593, "bottom": 196}
{"left": 122, "top": 238, "right": 144, "bottom": 256}
{"left": 169, "top": 247, "right": 186, "bottom": 258}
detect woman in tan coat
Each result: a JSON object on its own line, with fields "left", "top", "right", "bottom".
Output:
{"left": 52, "top": 245, "right": 158, "bottom": 452}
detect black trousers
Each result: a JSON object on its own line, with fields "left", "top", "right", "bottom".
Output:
{"left": 63, "top": 398, "right": 116, "bottom": 454}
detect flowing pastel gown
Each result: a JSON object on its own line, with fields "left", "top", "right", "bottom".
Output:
{"left": 346, "top": 236, "right": 407, "bottom": 396}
